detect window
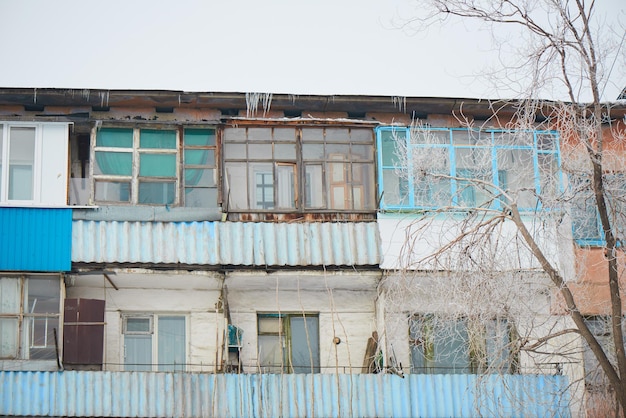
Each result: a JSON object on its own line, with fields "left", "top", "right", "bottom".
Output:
{"left": 377, "top": 127, "right": 561, "bottom": 211}
{"left": 92, "top": 127, "right": 217, "bottom": 206}
{"left": 257, "top": 313, "right": 320, "bottom": 373}
{"left": 409, "top": 315, "right": 515, "bottom": 374}
{"left": 571, "top": 173, "right": 626, "bottom": 245}
{"left": 583, "top": 316, "right": 626, "bottom": 389}
{"left": 0, "top": 122, "right": 69, "bottom": 206}
{"left": 0, "top": 276, "right": 61, "bottom": 360}
{"left": 123, "top": 314, "right": 186, "bottom": 372}
{"left": 224, "top": 126, "right": 375, "bottom": 211}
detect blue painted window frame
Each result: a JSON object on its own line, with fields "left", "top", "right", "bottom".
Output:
{"left": 376, "top": 127, "right": 562, "bottom": 211}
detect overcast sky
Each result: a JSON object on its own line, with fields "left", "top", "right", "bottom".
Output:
{"left": 0, "top": 0, "right": 624, "bottom": 101}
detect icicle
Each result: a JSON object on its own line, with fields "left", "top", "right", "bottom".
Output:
{"left": 246, "top": 92, "right": 272, "bottom": 117}
{"left": 288, "top": 94, "right": 298, "bottom": 105}
{"left": 33, "top": 88, "right": 37, "bottom": 103}
{"left": 392, "top": 96, "right": 406, "bottom": 113}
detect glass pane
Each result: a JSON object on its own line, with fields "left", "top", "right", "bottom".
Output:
{"left": 497, "top": 149, "right": 536, "bottom": 208}
{"left": 0, "top": 277, "right": 20, "bottom": 314}
{"left": 28, "top": 317, "right": 58, "bottom": 360}
{"left": 258, "top": 316, "right": 282, "bottom": 333}
{"left": 185, "top": 149, "right": 214, "bottom": 167}
{"left": 158, "top": 316, "right": 185, "bottom": 372}
{"left": 185, "top": 168, "right": 215, "bottom": 187}
{"left": 325, "top": 144, "right": 349, "bottom": 159}
{"left": 381, "top": 130, "right": 403, "bottom": 167}
{"left": 455, "top": 148, "right": 492, "bottom": 207}
{"left": 27, "top": 277, "right": 60, "bottom": 314}
{"left": 352, "top": 163, "right": 374, "bottom": 210}
{"left": 301, "top": 128, "right": 325, "bottom": 142}
{"left": 139, "top": 154, "right": 176, "bottom": 177}
{"left": 275, "top": 143, "right": 296, "bottom": 160}
{"left": 95, "top": 180, "right": 131, "bottom": 202}
{"left": 247, "top": 128, "right": 272, "bottom": 141}
{"left": 126, "top": 317, "right": 151, "bottom": 333}
{"left": 223, "top": 128, "right": 247, "bottom": 141}
{"left": 289, "top": 316, "right": 320, "bottom": 373}
{"left": 138, "top": 182, "right": 175, "bottom": 205}
{"left": 302, "top": 143, "right": 324, "bottom": 160}
{"left": 184, "top": 129, "right": 215, "bottom": 146}
{"left": 486, "top": 318, "right": 512, "bottom": 373}
{"left": 537, "top": 133, "right": 557, "bottom": 150}
{"left": 382, "top": 170, "right": 408, "bottom": 207}
{"left": 434, "top": 319, "right": 470, "bottom": 374}
{"left": 351, "top": 129, "right": 373, "bottom": 143}
{"left": 351, "top": 144, "right": 373, "bottom": 161}
{"left": 223, "top": 143, "right": 246, "bottom": 159}
{"left": 252, "top": 163, "right": 274, "bottom": 209}
{"left": 0, "top": 317, "right": 18, "bottom": 358}
{"left": 185, "top": 187, "right": 217, "bottom": 207}
{"left": 9, "top": 127, "right": 35, "bottom": 200}
{"left": 96, "top": 128, "right": 133, "bottom": 148}
{"left": 224, "top": 163, "right": 248, "bottom": 210}
{"left": 258, "top": 334, "right": 284, "bottom": 373}
{"left": 325, "top": 128, "right": 350, "bottom": 143}
{"left": 140, "top": 130, "right": 176, "bottom": 149}
{"left": 305, "top": 165, "right": 324, "bottom": 208}
{"left": 538, "top": 153, "right": 559, "bottom": 198}
{"left": 94, "top": 151, "right": 132, "bottom": 176}
{"left": 276, "top": 165, "right": 296, "bottom": 209}
{"left": 273, "top": 128, "right": 296, "bottom": 142}
{"left": 125, "top": 334, "right": 152, "bottom": 371}
{"left": 248, "top": 143, "right": 273, "bottom": 159}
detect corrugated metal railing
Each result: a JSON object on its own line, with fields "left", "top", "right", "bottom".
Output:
{"left": 72, "top": 221, "right": 380, "bottom": 266}
{"left": 0, "top": 371, "right": 571, "bottom": 417}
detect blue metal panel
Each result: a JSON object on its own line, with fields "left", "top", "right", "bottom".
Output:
{"left": 0, "top": 207, "right": 72, "bottom": 271}
{"left": 0, "top": 371, "right": 571, "bottom": 418}
{"left": 72, "top": 221, "right": 381, "bottom": 267}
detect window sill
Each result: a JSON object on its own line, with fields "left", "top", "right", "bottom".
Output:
{"left": 72, "top": 205, "right": 223, "bottom": 222}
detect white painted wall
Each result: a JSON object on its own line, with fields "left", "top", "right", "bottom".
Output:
{"left": 225, "top": 270, "right": 380, "bottom": 374}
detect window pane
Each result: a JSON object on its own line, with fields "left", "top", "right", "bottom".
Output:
{"left": 9, "top": 127, "right": 35, "bottom": 200}
{"left": 258, "top": 316, "right": 282, "bottom": 333}
{"left": 381, "top": 130, "right": 404, "bottom": 166}
{"left": 351, "top": 144, "right": 373, "bottom": 161}
{"left": 158, "top": 316, "right": 185, "bottom": 372}
{"left": 258, "top": 334, "right": 284, "bottom": 373}
{"left": 0, "top": 318, "right": 18, "bottom": 358}
{"left": 325, "top": 144, "right": 350, "bottom": 159}
{"left": 94, "top": 151, "right": 132, "bottom": 176}
{"left": 185, "top": 168, "right": 215, "bottom": 187}
{"left": 139, "top": 154, "right": 176, "bottom": 177}
{"left": 247, "top": 128, "right": 272, "bottom": 141}
{"left": 276, "top": 165, "right": 296, "bottom": 209}
{"left": 224, "top": 163, "right": 248, "bottom": 210}
{"left": 27, "top": 277, "right": 60, "bottom": 314}
{"left": 185, "top": 187, "right": 217, "bottom": 207}
{"left": 125, "top": 334, "right": 152, "bottom": 371}
{"left": 140, "top": 130, "right": 176, "bottom": 149}
{"left": 0, "top": 277, "right": 20, "bottom": 314}
{"left": 95, "top": 180, "right": 131, "bottom": 202}
{"left": 273, "top": 128, "right": 296, "bottom": 142}
{"left": 223, "top": 127, "right": 246, "bottom": 141}
{"left": 382, "top": 170, "right": 408, "bottom": 206}
{"left": 27, "top": 317, "right": 58, "bottom": 360}
{"left": 275, "top": 143, "right": 296, "bottom": 160}
{"left": 496, "top": 148, "right": 536, "bottom": 208}
{"left": 455, "top": 148, "right": 492, "bottom": 207}
{"left": 96, "top": 128, "right": 133, "bottom": 148}
{"left": 252, "top": 163, "right": 274, "bottom": 209}
{"left": 289, "top": 316, "right": 320, "bottom": 373}
{"left": 305, "top": 165, "right": 324, "bottom": 208}
{"left": 301, "top": 128, "right": 325, "bottom": 142}
{"left": 184, "top": 129, "right": 215, "bottom": 146}
{"left": 325, "top": 128, "right": 350, "bottom": 142}
{"left": 223, "top": 143, "right": 246, "bottom": 159}
{"left": 249, "top": 143, "right": 273, "bottom": 160}
{"left": 138, "top": 182, "right": 175, "bottom": 205}
{"left": 126, "top": 317, "right": 151, "bottom": 333}
{"left": 185, "top": 149, "right": 214, "bottom": 167}
{"left": 302, "top": 143, "right": 324, "bottom": 160}
{"left": 351, "top": 129, "right": 373, "bottom": 142}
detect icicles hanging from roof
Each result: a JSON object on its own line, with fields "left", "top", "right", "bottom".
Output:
{"left": 392, "top": 96, "right": 406, "bottom": 113}
{"left": 246, "top": 92, "right": 273, "bottom": 117}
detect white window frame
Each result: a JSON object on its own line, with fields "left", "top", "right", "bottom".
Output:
{"left": 121, "top": 313, "right": 188, "bottom": 372}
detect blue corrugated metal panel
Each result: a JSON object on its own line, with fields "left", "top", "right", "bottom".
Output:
{"left": 0, "top": 207, "right": 72, "bottom": 271}
{"left": 72, "top": 221, "right": 381, "bottom": 266}
{"left": 0, "top": 371, "right": 571, "bottom": 418}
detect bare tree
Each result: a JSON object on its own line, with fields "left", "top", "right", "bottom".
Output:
{"left": 384, "top": 0, "right": 626, "bottom": 415}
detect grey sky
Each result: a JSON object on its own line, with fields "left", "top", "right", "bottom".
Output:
{"left": 0, "top": 0, "right": 624, "bottom": 101}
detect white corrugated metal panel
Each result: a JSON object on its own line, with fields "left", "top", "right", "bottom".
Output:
{"left": 0, "top": 371, "right": 571, "bottom": 418}
{"left": 72, "top": 221, "right": 381, "bottom": 266}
